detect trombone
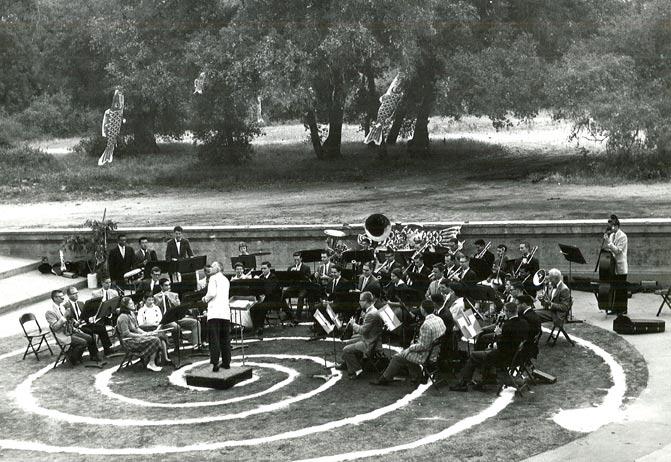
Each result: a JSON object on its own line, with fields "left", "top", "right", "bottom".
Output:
{"left": 474, "top": 241, "right": 492, "bottom": 259}
{"left": 513, "top": 246, "right": 538, "bottom": 279}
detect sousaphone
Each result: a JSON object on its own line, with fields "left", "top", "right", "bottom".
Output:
{"left": 363, "top": 214, "right": 392, "bottom": 242}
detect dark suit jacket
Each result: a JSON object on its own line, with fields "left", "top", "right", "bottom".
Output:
{"left": 515, "top": 256, "right": 539, "bottom": 279}
{"left": 519, "top": 307, "right": 541, "bottom": 341}
{"left": 496, "top": 316, "right": 529, "bottom": 366}
{"left": 165, "top": 238, "right": 194, "bottom": 261}
{"left": 326, "top": 276, "right": 352, "bottom": 301}
{"left": 64, "top": 300, "right": 86, "bottom": 323}
{"left": 108, "top": 245, "right": 136, "bottom": 284}
{"left": 261, "top": 273, "right": 283, "bottom": 304}
{"left": 461, "top": 268, "right": 480, "bottom": 283}
{"left": 133, "top": 248, "right": 157, "bottom": 268}
{"left": 357, "top": 274, "right": 382, "bottom": 294}
{"left": 287, "top": 263, "right": 311, "bottom": 276}
{"left": 137, "top": 278, "right": 162, "bottom": 298}
{"left": 409, "top": 264, "right": 431, "bottom": 278}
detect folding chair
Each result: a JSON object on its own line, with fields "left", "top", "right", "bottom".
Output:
{"left": 49, "top": 326, "right": 72, "bottom": 369}
{"left": 116, "top": 327, "right": 141, "bottom": 371}
{"left": 655, "top": 287, "right": 671, "bottom": 317}
{"left": 361, "top": 337, "right": 388, "bottom": 375}
{"left": 497, "top": 342, "right": 531, "bottom": 396}
{"left": 20, "top": 313, "right": 53, "bottom": 360}
{"left": 421, "top": 335, "right": 446, "bottom": 389}
{"left": 546, "top": 311, "right": 575, "bottom": 347}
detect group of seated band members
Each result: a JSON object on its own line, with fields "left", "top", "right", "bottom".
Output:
{"left": 45, "top": 222, "right": 575, "bottom": 392}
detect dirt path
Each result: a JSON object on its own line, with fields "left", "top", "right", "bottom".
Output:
{"left": 1, "top": 180, "right": 669, "bottom": 229}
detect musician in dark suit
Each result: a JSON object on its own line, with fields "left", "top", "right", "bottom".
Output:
{"left": 450, "top": 301, "right": 529, "bottom": 392}
{"left": 283, "top": 252, "right": 312, "bottom": 322}
{"left": 108, "top": 234, "right": 135, "bottom": 285}
{"left": 309, "top": 265, "right": 354, "bottom": 339}
{"left": 456, "top": 254, "right": 479, "bottom": 283}
{"left": 355, "top": 263, "right": 382, "bottom": 294}
{"left": 536, "top": 268, "right": 572, "bottom": 328}
{"left": 133, "top": 236, "right": 157, "bottom": 269}
{"left": 155, "top": 278, "right": 201, "bottom": 348}
{"left": 65, "top": 286, "right": 114, "bottom": 356}
{"left": 406, "top": 254, "right": 431, "bottom": 279}
{"left": 137, "top": 266, "right": 163, "bottom": 299}
{"left": 165, "top": 226, "right": 194, "bottom": 261}
{"left": 473, "top": 239, "right": 495, "bottom": 267}
{"left": 515, "top": 241, "right": 540, "bottom": 296}
{"left": 517, "top": 295, "right": 541, "bottom": 341}
{"left": 252, "top": 261, "right": 293, "bottom": 337}
{"left": 315, "top": 251, "right": 334, "bottom": 287}
{"left": 385, "top": 268, "right": 407, "bottom": 301}
{"left": 490, "top": 244, "right": 512, "bottom": 285}
{"left": 375, "top": 249, "right": 402, "bottom": 285}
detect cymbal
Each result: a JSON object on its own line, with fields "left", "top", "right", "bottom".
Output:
{"left": 324, "top": 229, "right": 346, "bottom": 237}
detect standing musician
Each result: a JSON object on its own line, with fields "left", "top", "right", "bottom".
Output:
{"left": 425, "top": 263, "right": 446, "bottom": 299}
{"left": 445, "top": 237, "right": 460, "bottom": 259}
{"left": 602, "top": 214, "right": 628, "bottom": 313}
{"left": 405, "top": 254, "right": 431, "bottom": 281}
{"left": 238, "top": 242, "right": 250, "bottom": 256}
{"left": 283, "top": 252, "right": 312, "bottom": 321}
{"left": 133, "top": 236, "right": 158, "bottom": 269}
{"left": 515, "top": 242, "right": 540, "bottom": 296}
{"left": 108, "top": 234, "right": 135, "bottom": 286}
{"left": 490, "top": 244, "right": 512, "bottom": 285}
{"left": 165, "top": 226, "right": 194, "bottom": 261}
{"left": 473, "top": 239, "right": 495, "bottom": 268}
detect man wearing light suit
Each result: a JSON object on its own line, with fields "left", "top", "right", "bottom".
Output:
{"left": 45, "top": 290, "right": 100, "bottom": 364}
{"left": 536, "top": 268, "right": 572, "bottom": 327}
{"left": 338, "top": 291, "right": 384, "bottom": 379}
{"left": 425, "top": 263, "right": 446, "bottom": 299}
{"left": 602, "top": 214, "right": 628, "bottom": 313}
{"left": 155, "top": 278, "right": 201, "bottom": 348}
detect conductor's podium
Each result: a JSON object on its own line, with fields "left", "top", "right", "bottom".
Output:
{"left": 185, "top": 365, "right": 253, "bottom": 389}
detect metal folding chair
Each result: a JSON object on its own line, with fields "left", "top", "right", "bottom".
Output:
{"left": 655, "top": 287, "right": 671, "bottom": 316}
{"left": 19, "top": 313, "right": 53, "bottom": 360}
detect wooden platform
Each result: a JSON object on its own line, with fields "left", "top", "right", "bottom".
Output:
{"left": 185, "top": 365, "right": 253, "bottom": 390}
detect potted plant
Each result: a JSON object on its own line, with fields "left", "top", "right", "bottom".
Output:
{"left": 62, "top": 215, "right": 118, "bottom": 288}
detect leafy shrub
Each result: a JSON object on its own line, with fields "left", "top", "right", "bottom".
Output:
{"left": 12, "top": 92, "right": 97, "bottom": 139}
{"left": 0, "top": 144, "right": 62, "bottom": 170}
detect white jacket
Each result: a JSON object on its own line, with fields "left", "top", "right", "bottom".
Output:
{"left": 203, "top": 271, "right": 230, "bottom": 320}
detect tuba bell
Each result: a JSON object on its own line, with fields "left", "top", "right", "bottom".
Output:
{"left": 363, "top": 214, "right": 392, "bottom": 242}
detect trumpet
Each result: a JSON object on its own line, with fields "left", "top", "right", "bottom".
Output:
{"left": 474, "top": 241, "right": 492, "bottom": 259}
{"left": 513, "top": 246, "right": 538, "bottom": 278}
{"left": 446, "top": 264, "right": 462, "bottom": 281}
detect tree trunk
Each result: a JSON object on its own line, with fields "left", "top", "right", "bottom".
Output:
{"left": 363, "top": 68, "right": 377, "bottom": 136}
{"left": 129, "top": 110, "right": 159, "bottom": 154}
{"left": 409, "top": 77, "right": 434, "bottom": 155}
{"left": 386, "top": 109, "right": 406, "bottom": 145}
{"left": 322, "top": 70, "right": 344, "bottom": 159}
{"left": 304, "top": 109, "right": 324, "bottom": 160}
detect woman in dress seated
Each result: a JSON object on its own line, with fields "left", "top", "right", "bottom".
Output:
{"left": 116, "top": 297, "right": 169, "bottom": 371}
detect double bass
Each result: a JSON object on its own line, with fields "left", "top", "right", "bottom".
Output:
{"left": 595, "top": 226, "right": 618, "bottom": 312}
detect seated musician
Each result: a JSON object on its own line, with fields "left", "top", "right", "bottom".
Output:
{"left": 385, "top": 268, "right": 407, "bottom": 301}
{"left": 430, "top": 293, "right": 456, "bottom": 359}
{"left": 358, "top": 236, "right": 373, "bottom": 252}
{"left": 371, "top": 300, "right": 446, "bottom": 386}
{"left": 453, "top": 254, "right": 479, "bottom": 282}
{"left": 231, "top": 262, "right": 250, "bottom": 281}
{"left": 517, "top": 294, "right": 541, "bottom": 341}
{"left": 515, "top": 241, "right": 540, "bottom": 296}
{"left": 116, "top": 297, "right": 169, "bottom": 372}
{"left": 238, "top": 241, "right": 250, "bottom": 256}
{"left": 283, "top": 252, "right": 312, "bottom": 321}
{"left": 405, "top": 254, "right": 430, "bottom": 284}
{"left": 445, "top": 237, "right": 459, "bottom": 258}
{"left": 196, "top": 263, "right": 212, "bottom": 290}
{"left": 473, "top": 239, "right": 495, "bottom": 268}
{"left": 64, "top": 286, "right": 114, "bottom": 356}
{"left": 425, "top": 263, "right": 446, "bottom": 299}
{"left": 489, "top": 244, "right": 511, "bottom": 287}
{"left": 375, "top": 249, "right": 401, "bottom": 284}
{"left": 252, "top": 261, "right": 294, "bottom": 338}
{"left": 535, "top": 268, "right": 571, "bottom": 326}
{"left": 136, "top": 294, "right": 163, "bottom": 329}
{"left": 45, "top": 289, "right": 101, "bottom": 365}
{"left": 308, "top": 265, "right": 353, "bottom": 340}
{"left": 155, "top": 278, "right": 201, "bottom": 349}
{"left": 137, "top": 266, "right": 163, "bottom": 299}
{"left": 450, "top": 301, "right": 528, "bottom": 392}
{"left": 336, "top": 291, "right": 384, "bottom": 379}
{"left": 354, "top": 262, "right": 381, "bottom": 294}
{"left": 437, "top": 280, "right": 459, "bottom": 311}
{"left": 93, "top": 276, "right": 122, "bottom": 302}
{"left": 315, "top": 251, "right": 333, "bottom": 287}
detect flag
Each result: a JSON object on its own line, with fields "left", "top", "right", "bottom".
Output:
{"left": 450, "top": 298, "right": 482, "bottom": 340}
{"left": 325, "top": 304, "right": 342, "bottom": 330}
{"left": 314, "top": 310, "right": 334, "bottom": 334}
{"left": 378, "top": 304, "right": 401, "bottom": 332}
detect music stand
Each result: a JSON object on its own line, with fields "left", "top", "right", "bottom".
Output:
{"left": 177, "top": 256, "right": 207, "bottom": 274}
{"left": 160, "top": 305, "right": 193, "bottom": 368}
{"left": 299, "top": 249, "right": 326, "bottom": 271}
{"left": 558, "top": 244, "right": 587, "bottom": 284}
{"left": 230, "top": 279, "right": 266, "bottom": 297}
{"left": 231, "top": 255, "right": 257, "bottom": 271}
{"left": 469, "top": 258, "right": 492, "bottom": 281}
{"left": 82, "top": 297, "right": 103, "bottom": 321}
{"left": 94, "top": 297, "right": 120, "bottom": 323}
{"left": 229, "top": 296, "right": 256, "bottom": 359}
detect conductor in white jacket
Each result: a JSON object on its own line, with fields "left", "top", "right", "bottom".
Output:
{"left": 202, "top": 261, "right": 231, "bottom": 372}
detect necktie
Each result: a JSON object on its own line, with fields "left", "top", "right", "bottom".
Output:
{"left": 332, "top": 279, "right": 337, "bottom": 293}
{"left": 162, "top": 293, "right": 168, "bottom": 313}
{"left": 103, "top": 290, "right": 108, "bottom": 301}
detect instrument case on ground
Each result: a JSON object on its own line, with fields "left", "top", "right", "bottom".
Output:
{"left": 613, "top": 315, "right": 665, "bottom": 335}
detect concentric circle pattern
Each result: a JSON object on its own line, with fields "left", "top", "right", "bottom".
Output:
{"left": 0, "top": 327, "right": 644, "bottom": 461}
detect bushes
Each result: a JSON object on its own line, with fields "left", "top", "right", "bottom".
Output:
{"left": 0, "top": 145, "right": 63, "bottom": 182}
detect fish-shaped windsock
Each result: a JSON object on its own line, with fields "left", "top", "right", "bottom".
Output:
{"left": 363, "top": 74, "right": 404, "bottom": 146}
{"left": 98, "top": 89, "right": 124, "bottom": 166}
{"left": 194, "top": 71, "right": 206, "bottom": 95}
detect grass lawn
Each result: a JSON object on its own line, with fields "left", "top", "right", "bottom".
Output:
{"left": 1, "top": 114, "right": 670, "bottom": 228}
{"left": 0, "top": 321, "right": 647, "bottom": 461}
